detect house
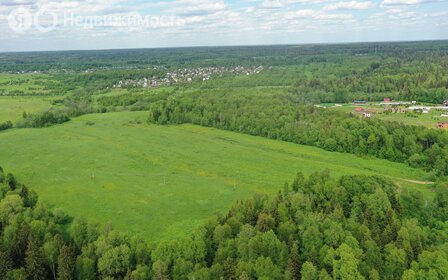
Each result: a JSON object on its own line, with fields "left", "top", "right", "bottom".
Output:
{"left": 384, "top": 98, "right": 391, "bottom": 103}
{"left": 437, "top": 122, "right": 448, "bottom": 129}
{"left": 362, "top": 110, "right": 374, "bottom": 118}
{"left": 422, "top": 108, "right": 430, "bottom": 114}
{"left": 354, "top": 108, "right": 375, "bottom": 118}
{"left": 444, "top": 100, "right": 448, "bottom": 106}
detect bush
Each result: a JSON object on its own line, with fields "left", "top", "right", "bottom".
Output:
{"left": 18, "top": 110, "right": 70, "bottom": 128}
{"left": 0, "top": 121, "right": 12, "bottom": 131}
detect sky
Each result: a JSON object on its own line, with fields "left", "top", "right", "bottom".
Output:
{"left": 0, "top": 0, "right": 447, "bottom": 52}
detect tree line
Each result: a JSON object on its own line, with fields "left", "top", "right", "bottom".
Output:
{"left": 0, "top": 167, "right": 447, "bottom": 279}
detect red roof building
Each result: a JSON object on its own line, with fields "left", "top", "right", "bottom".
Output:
{"left": 437, "top": 122, "right": 448, "bottom": 129}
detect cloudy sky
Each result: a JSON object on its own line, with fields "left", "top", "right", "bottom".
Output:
{"left": 0, "top": 0, "right": 447, "bottom": 52}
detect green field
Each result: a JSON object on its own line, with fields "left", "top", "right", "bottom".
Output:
{"left": 0, "top": 96, "right": 53, "bottom": 123}
{"left": 377, "top": 109, "right": 448, "bottom": 128}
{"left": 0, "top": 111, "right": 433, "bottom": 241}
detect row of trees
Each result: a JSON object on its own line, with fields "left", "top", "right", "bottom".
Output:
{"left": 1, "top": 167, "right": 447, "bottom": 279}
{"left": 147, "top": 91, "right": 448, "bottom": 176}
{"left": 96, "top": 90, "right": 173, "bottom": 112}
{"left": 17, "top": 111, "right": 70, "bottom": 128}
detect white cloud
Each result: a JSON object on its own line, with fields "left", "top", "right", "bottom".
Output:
{"left": 260, "top": 0, "right": 335, "bottom": 9}
{"left": 168, "top": 0, "right": 227, "bottom": 16}
{"left": 382, "top": 0, "right": 437, "bottom": 5}
{"left": 283, "top": 9, "right": 354, "bottom": 20}
{"left": 323, "top": 1, "right": 374, "bottom": 11}
{"left": 1, "top": 0, "right": 447, "bottom": 51}
{"left": 0, "top": 0, "right": 38, "bottom": 6}
{"left": 260, "top": 0, "right": 284, "bottom": 9}
{"left": 283, "top": 0, "right": 330, "bottom": 3}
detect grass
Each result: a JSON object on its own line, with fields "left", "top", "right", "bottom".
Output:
{"left": 0, "top": 111, "right": 434, "bottom": 241}
{"left": 0, "top": 96, "right": 53, "bottom": 123}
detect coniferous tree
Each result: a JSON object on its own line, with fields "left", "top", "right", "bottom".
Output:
{"left": 5, "top": 173, "right": 16, "bottom": 190}
{"left": 10, "top": 224, "right": 31, "bottom": 267}
{"left": 286, "top": 243, "right": 301, "bottom": 279}
{"left": 25, "top": 234, "right": 47, "bottom": 280}
{"left": 57, "top": 245, "right": 76, "bottom": 280}
{"left": 0, "top": 250, "right": 12, "bottom": 279}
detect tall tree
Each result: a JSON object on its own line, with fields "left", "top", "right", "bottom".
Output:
{"left": 286, "top": 243, "right": 300, "bottom": 279}
{"left": 0, "top": 250, "right": 12, "bottom": 279}
{"left": 25, "top": 234, "right": 47, "bottom": 280}
{"left": 57, "top": 245, "right": 76, "bottom": 280}
{"left": 301, "top": 261, "right": 318, "bottom": 280}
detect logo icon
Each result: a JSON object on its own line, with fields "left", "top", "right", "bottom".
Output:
{"left": 8, "top": 7, "right": 33, "bottom": 33}
{"left": 34, "top": 9, "right": 58, "bottom": 33}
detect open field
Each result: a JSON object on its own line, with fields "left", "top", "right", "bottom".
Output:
{"left": 0, "top": 111, "right": 433, "bottom": 241}
{"left": 377, "top": 109, "right": 448, "bottom": 128}
{"left": 0, "top": 96, "right": 53, "bottom": 123}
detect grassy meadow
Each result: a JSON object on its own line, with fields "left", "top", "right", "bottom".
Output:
{"left": 377, "top": 109, "right": 448, "bottom": 128}
{"left": 0, "top": 96, "right": 53, "bottom": 123}
{"left": 0, "top": 111, "right": 433, "bottom": 241}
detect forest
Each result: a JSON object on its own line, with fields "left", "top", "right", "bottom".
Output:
{"left": 291, "top": 57, "right": 448, "bottom": 104}
{"left": 0, "top": 168, "right": 447, "bottom": 280}
{"left": 1, "top": 41, "right": 447, "bottom": 72}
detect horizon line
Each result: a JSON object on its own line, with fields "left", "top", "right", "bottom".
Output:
{"left": 1, "top": 38, "right": 448, "bottom": 55}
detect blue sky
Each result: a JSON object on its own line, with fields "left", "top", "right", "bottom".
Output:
{"left": 0, "top": 0, "right": 447, "bottom": 51}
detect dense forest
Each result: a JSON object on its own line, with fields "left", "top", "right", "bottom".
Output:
{"left": 147, "top": 91, "right": 448, "bottom": 176}
{"left": 1, "top": 41, "right": 447, "bottom": 72}
{"left": 1, "top": 168, "right": 447, "bottom": 279}
{"left": 292, "top": 56, "right": 448, "bottom": 104}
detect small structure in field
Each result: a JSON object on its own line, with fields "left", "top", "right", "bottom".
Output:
{"left": 444, "top": 100, "right": 448, "bottom": 107}
{"left": 422, "top": 108, "right": 430, "bottom": 114}
{"left": 363, "top": 110, "right": 374, "bottom": 118}
{"left": 391, "top": 106, "right": 408, "bottom": 113}
{"left": 354, "top": 108, "right": 375, "bottom": 118}
{"left": 354, "top": 100, "right": 367, "bottom": 105}
{"left": 437, "top": 122, "right": 448, "bottom": 129}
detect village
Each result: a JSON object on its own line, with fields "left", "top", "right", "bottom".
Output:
{"left": 112, "top": 65, "right": 264, "bottom": 88}
{"left": 320, "top": 98, "right": 448, "bottom": 129}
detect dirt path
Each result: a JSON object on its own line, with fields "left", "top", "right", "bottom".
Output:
{"left": 397, "top": 178, "right": 434, "bottom": 185}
